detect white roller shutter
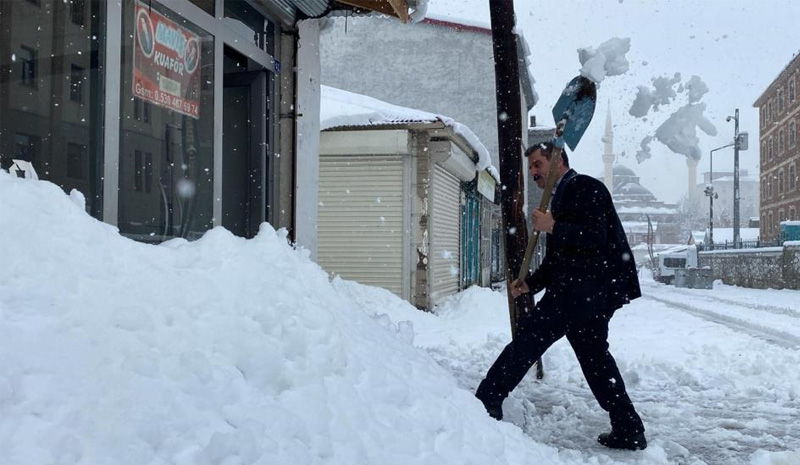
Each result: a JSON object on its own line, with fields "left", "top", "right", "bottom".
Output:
{"left": 430, "top": 164, "right": 461, "bottom": 304}
{"left": 317, "top": 154, "right": 404, "bottom": 297}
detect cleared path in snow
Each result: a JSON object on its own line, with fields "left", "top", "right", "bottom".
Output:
{"left": 641, "top": 294, "right": 800, "bottom": 349}
{"left": 421, "top": 282, "right": 800, "bottom": 465}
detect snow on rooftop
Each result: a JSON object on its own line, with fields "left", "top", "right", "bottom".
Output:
{"left": 617, "top": 205, "right": 678, "bottom": 215}
{"left": 703, "top": 228, "right": 760, "bottom": 244}
{"left": 321, "top": 85, "right": 496, "bottom": 176}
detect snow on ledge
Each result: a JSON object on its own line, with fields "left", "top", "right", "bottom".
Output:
{"left": 320, "top": 85, "right": 496, "bottom": 177}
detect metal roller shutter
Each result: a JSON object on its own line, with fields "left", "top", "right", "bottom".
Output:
{"left": 317, "top": 154, "right": 404, "bottom": 296}
{"left": 430, "top": 164, "right": 461, "bottom": 304}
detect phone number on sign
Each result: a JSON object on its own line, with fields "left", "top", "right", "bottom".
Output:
{"left": 135, "top": 82, "right": 199, "bottom": 118}
{"left": 152, "top": 89, "right": 199, "bottom": 117}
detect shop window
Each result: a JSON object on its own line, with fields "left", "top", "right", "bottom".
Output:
{"left": 188, "top": 0, "right": 215, "bottom": 15}
{"left": 67, "top": 143, "right": 86, "bottom": 179}
{"left": 70, "top": 64, "right": 84, "bottom": 102}
{"left": 225, "top": 0, "right": 276, "bottom": 55}
{"left": 71, "top": 0, "right": 86, "bottom": 26}
{"left": 19, "top": 46, "right": 37, "bottom": 87}
{"left": 119, "top": 0, "right": 215, "bottom": 242}
{"left": 1, "top": 0, "right": 106, "bottom": 218}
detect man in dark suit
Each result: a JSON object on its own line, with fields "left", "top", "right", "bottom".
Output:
{"left": 475, "top": 142, "right": 646, "bottom": 450}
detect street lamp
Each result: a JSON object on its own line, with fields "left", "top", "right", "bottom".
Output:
{"left": 707, "top": 143, "right": 733, "bottom": 248}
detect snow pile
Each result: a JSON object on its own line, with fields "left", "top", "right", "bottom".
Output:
{"left": 320, "top": 85, "right": 496, "bottom": 175}
{"left": 577, "top": 37, "right": 631, "bottom": 84}
{"left": 0, "top": 171, "right": 591, "bottom": 465}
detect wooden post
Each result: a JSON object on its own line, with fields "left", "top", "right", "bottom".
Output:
{"left": 488, "top": 0, "right": 535, "bottom": 339}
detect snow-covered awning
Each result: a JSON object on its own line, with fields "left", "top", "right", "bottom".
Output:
{"left": 320, "top": 85, "right": 497, "bottom": 180}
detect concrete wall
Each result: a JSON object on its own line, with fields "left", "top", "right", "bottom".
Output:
{"left": 320, "top": 16, "right": 501, "bottom": 168}
{"left": 699, "top": 245, "right": 800, "bottom": 289}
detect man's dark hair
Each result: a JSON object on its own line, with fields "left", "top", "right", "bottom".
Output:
{"left": 524, "top": 141, "right": 569, "bottom": 168}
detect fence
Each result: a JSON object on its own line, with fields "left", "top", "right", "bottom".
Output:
{"left": 699, "top": 239, "right": 782, "bottom": 251}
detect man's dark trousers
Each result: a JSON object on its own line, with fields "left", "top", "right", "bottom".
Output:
{"left": 475, "top": 294, "right": 644, "bottom": 435}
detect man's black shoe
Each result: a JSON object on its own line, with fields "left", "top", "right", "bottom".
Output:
{"left": 483, "top": 403, "right": 503, "bottom": 421}
{"left": 597, "top": 431, "right": 647, "bottom": 450}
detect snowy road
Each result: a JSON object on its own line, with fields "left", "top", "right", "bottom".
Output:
{"left": 373, "top": 279, "right": 800, "bottom": 465}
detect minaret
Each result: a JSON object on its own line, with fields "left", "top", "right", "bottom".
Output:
{"left": 602, "top": 101, "right": 615, "bottom": 192}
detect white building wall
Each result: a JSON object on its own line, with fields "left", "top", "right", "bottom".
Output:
{"left": 295, "top": 19, "right": 322, "bottom": 258}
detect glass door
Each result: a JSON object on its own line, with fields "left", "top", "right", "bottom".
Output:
{"left": 222, "top": 46, "right": 268, "bottom": 238}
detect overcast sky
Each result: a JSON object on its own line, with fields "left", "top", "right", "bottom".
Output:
{"left": 427, "top": 0, "right": 800, "bottom": 203}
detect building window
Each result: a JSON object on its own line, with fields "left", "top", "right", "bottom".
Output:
{"left": 779, "top": 129, "right": 786, "bottom": 154}
{"left": 791, "top": 121, "right": 797, "bottom": 148}
{"left": 66, "top": 143, "right": 86, "bottom": 179}
{"left": 769, "top": 136, "right": 774, "bottom": 160}
{"left": 761, "top": 107, "right": 766, "bottom": 128}
{"left": 762, "top": 141, "right": 767, "bottom": 163}
{"left": 769, "top": 211, "right": 774, "bottom": 234}
{"left": 791, "top": 78, "right": 797, "bottom": 102}
{"left": 790, "top": 207, "right": 797, "bottom": 221}
{"left": 14, "top": 133, "right": 40, "bottom": 162}
{"left": 133, "top": 150, "right": 153, "bottom": 193}
{"left": 70, "top": 0, "right": 85, "bottom": 26}
{"left": 768, "top": 177, "right": 773, "bottom": 199}
{"left": 779, "top": 169, "right": 785, "bottom": 194}
{"left": 791, "top": 164, "right": 797, "bottom": 191}
{"left": 70, "top": 64, "right": 84, "bottom": 102}
{"left": 778, "top": 89, "right": 785, "bottom": 114}
{"left": 134, "top": 99, "right": 151, "bottom": 123}
{"left": 19, "top": 45, "right": 37, "bottom": 87}
{"left": 26, "top": 0, "right": 40, "bottom": 5}
{"left": 762, "top": 178, "right": 767, "bottom": 199}
{"left": 768, "top": 100, "right": 774, "bottom": 121}
{"left": 779, "top": 209, "right": 786, "bottom": 223}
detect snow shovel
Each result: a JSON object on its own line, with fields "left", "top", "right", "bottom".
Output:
{"left": 517, "top": 75, "right": 597, "bottom": 282}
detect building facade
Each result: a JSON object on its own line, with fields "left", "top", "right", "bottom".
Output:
{"left": 696, "top": 170, "right": 759, "bottom": 229}
{"left": 319, "top": 15, "right": 537, "bottom": 282}
{"left": 317, "top": 86, "right": 497, "bottom": 308}
{"left": 754, "top": 52, "right": 800, "bottom": 240}
{"left": 0, "top": 0, "right": 416, "bottom": 252}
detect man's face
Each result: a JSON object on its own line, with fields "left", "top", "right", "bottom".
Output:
{"left": 528, "top": 149, "right": 551, "bottom": 189}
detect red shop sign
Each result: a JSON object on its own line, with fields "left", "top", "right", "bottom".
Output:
{"left": 132, "top": 1, "right": 201, "bottom": 119}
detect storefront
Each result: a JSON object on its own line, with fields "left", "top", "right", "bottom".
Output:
{"left": 0, "top": 0, "right": 313, "bottom": 243}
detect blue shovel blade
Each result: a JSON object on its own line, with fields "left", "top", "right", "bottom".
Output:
{"left": 552, "top": 76, "right": 597, "bottom": 151}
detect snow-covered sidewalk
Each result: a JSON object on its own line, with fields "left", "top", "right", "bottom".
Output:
{"left": 2, "top": 171, "right": 799, "bottom": 465}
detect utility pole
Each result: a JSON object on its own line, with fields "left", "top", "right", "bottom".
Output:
{"left": 732, "top": 109, "right": 740, "bottom": 246}
{"left": 488, "top": 0, "right": 534, "bottom": 337}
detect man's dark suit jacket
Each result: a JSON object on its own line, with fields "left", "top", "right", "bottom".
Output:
{"left": 525, "top": 169, "right": 641, "bottom": 317}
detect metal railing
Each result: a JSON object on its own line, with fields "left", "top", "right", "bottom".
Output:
{"left": 699, "top": 239, "right": 782, "bottom": 251}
